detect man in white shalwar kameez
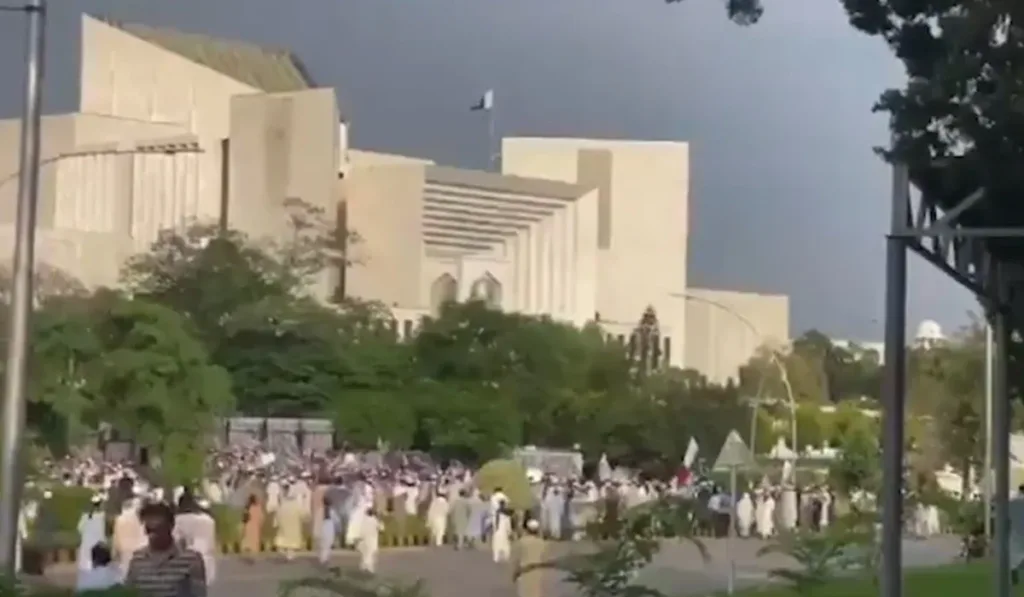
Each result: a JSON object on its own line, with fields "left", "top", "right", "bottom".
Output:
{"left": 194, "top": 501, "right": 218, "bottom": 585}
{"left": 266, "top": 479, "right": 282, "bottom": 515}
{"left": 426, "top": 491, "right": 450, "bottom": 546}
{"left": 77, "top": 495, "right": 107, "bottom": 572}
{"left": 492, "top": 503, "right": 513, "bottom": 563}
{"left": 736, "top": 492, "right": 754, "bottom": 538}
{"left": 15, "top": 503, "right": 29, "bottom": 573}
{"left": 925, "top": 504, "right": 941, "bottom": 536}
{"left": 756, "top": 493, "right": 776, "bottom": 538}
{"left": 818, "top": 490, "right": 831, "bottom": 530}
{"left": 112, "top": 499, "right": 146, "bottom": 579}
{"left": 346, "top": 481, "right": 373, "bottom": 547}
{"left": 176, "top": 499, "right": 218, "bottom": 586}
{"left": 779, "top": 486, "right": 798, "bottom": 532}
{"left": 913, "top": 502, "right": 929, "bottom": 537}
{"left": 356, "top": 508, "right": 383, "bottom": 574}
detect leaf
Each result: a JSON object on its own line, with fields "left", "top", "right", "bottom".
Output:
{"left": 279, "top": 567, "right": 429, "bottom": 597}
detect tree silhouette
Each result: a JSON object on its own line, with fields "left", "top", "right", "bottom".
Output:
{"left": 628, "top": 306, "right": 662, "bottom": 377}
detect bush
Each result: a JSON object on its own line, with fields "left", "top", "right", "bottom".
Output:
{"left": 209, "top": 504, "right": 242, "bottom": 547}
{"left": 475, "top": 458, "right": 533, "bottom": 510}
{"left": 30, "top": 486, "right": 95, "bottom": 548}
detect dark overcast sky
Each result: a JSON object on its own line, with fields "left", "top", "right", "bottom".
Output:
{"left": 0, "top": 0, "right": 976, "bottom": 340}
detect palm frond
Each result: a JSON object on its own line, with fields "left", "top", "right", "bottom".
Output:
{"left": 279, "top": 567, "right": 429, "bottom": 597}
{"left": 766, "top": 568, "right": 815, "bottom": 584}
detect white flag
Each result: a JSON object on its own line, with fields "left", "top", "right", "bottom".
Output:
{"left": 471, "top": 89, "right": 494, "bottom": 111}
{"left": 683, "top": 437, "right": 699, "bottom": 468}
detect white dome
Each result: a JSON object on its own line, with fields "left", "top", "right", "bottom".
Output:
{"left": 915, "top": 320, "right": 944, "bottom": 341}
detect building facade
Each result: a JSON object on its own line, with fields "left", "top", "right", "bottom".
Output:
{"left": 0, "top": 15, "right": 791, "bottom": 380}
{"left": 343, "top": 160, "right": 600, "bottom": 329}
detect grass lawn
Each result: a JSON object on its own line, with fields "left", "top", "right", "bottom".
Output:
{"left": 732, "top": 562, "right": 1024, "bottom": 596}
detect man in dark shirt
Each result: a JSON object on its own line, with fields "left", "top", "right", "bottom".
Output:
{"left": 126, "top": 502, "right": 207, "bottom": 597}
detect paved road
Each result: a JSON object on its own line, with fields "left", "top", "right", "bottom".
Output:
{"left": 45, "top": 537, "right": 960, "bottom": 597}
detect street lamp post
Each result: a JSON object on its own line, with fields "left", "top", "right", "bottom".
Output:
{"left": 671, "top": 292, "right": 798, "bottom": 455}
{"left": 0, "top": 142, "right": 199, "bottom": 571}
{"left": 0, "top": 0, "right": 45, "bottom": 573}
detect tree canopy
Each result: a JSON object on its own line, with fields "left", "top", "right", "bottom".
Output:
{"left": 840, "top": 0, "right": 1024, "bottom": 243}
{"left": 0, "top": 213, "right": 1002, "bottom": 486}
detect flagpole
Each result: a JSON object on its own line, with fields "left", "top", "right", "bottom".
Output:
{"left": 487, "top": 96, "right": 497, "bottom": 171}
{"left": 472, "top": 89, "right": 498, "bottom": 171}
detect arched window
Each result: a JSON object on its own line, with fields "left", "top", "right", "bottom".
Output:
{"left": 469, "top": 273, "right": 502, "bottom": 308}
{"left": 430, "top": 274, "right": 458, "bottom": 314}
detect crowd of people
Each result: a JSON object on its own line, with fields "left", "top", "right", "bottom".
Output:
{"left": 14, "top": 443, "right": 949, "bottom": 597}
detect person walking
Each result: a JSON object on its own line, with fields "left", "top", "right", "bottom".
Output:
{"left": 491, "top": 501, "right": 513, "bottom": 563}
{"left": 426, "top": 490, "right": 450, "bottom": 547}
{"left": 125, "top": 502, "right": 207, "bottom": 597}
{"left": 241, "top": 494, "right": 264, "bottom": 560}
{"left": 317, "top": 496, "right": 339, "bottom": 565}
{"left": 449, "top": 489, "right": 473, "bottom": 549}
{"left": 513, "top": 519, "right": 547, "bottom": 597}
{"left": 77, "top": 495, "right": 107, "bottom": 572}
{"left": 355, "top": 507, "right": 383, "bottom": 574}
{"left": 113, "top": 498, "right": 146, "bottom": 580}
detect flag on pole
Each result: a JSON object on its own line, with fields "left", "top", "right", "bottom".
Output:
{"left": 683, "top": 437, "right": 699, "bottom": 468}
{"left": 471, "top": 89, "right": 494, "bottom": 112}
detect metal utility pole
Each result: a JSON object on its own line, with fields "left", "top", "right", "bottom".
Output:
{"left": 985, "top": 322, "right": 994, "bottom": 542}
{"left": 0, "top": 0, "right": 46, "bottom": 573}
{"left": 992, "top": 298, "right": 1011, "bottom": 597}
{"left": 880, "top": 158, "right": 908, "bottom": 597}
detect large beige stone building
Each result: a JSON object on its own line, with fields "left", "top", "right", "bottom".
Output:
{"left": 0, "top": 14, "right": 789, "bottom": 382}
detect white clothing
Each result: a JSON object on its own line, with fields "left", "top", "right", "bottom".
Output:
{"left": 356, "top": 515, "right": 383, "bottom": 573}
{"left": 194, "top": 514, "right": 218, "bottom": 585}
{"left": 736, "top": 493, "right": 754, "bottom": 538}
{"left": 292, "top": 481, "right": 312, "bottom": 517}
{"left": 756, "top": 496, "right": 776, "bottom": 538}
{"left": 818, "top": 493, "right": 831, "bottom": 530}
{"left": 113, "top": 508, "right": 146, "bottom": 579}
{"left": 926, "top": 505, "right": 940, "bottom": 536}
{"left": 76, "top": 565, "right": 121, "bottom": 592}
{"left": 491, "top": 512, "right": 512, "bottom": 563}
{"left": 16, "top": 507, "right": 28, "bottom": 573}
{"left": 490, "top": 491, "right": 508, "bottom": 514}
{"left": 266, "top": 482, "right": 281, "bottom": 514}
{"left": 426, "top": 496, "right": 450, "bottom": 546}
{"left": 404, "top": 486, "right": 420, "bottom": 516}
{"left": 779, "top": 489, "right": 798, "bottom": 531}
{"left": 77, "top": 511, "right": 107, "bottom": 571}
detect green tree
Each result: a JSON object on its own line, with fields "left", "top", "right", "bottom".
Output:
{"left": 0, "top": 262, "right": 88, "bottom": 305}
{"left": 828, "top": 401, "right": 877, "bottom": 446}
{"left": 907, "top": 321, "right": 988, "bottom": 498}
{"left": 828, "top": 422, "right": 880, "bottom": 497}
{"left": 740, "top": 343, "right": 822, "bottom": 405}
{"left": 411, "top": 301, "right": 633, "bottom": 455}
{"left": 329, "top": 301, "right": 417, "bottom": 449}
{"left": 416, "top": 379, "right": 521, "bottom": 463}
{"left": 627, "top": 306, "right": 662, "bottom": 380}
{"left": 28, "top": 295, "right": 103, "bottom": 453}
{"left": 840, "top": 0, "right": 1023, "bottom": 196}
{"left": 795, "top": 405, "right": 829, "bottom": 452}
{"left": 642, "top": 368, "right": 749, "bottom": 468}
{"left": 216, "top": 296, "right": 350, "bottom": 417}
{"left": 87, "top": 295, "right": 234, "bottom": 483}
{"left": 121, "top": 223, "right": 292, "bottom": 343}
{"left": 826, "top": 342, "right": 882, "bottom": 402}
